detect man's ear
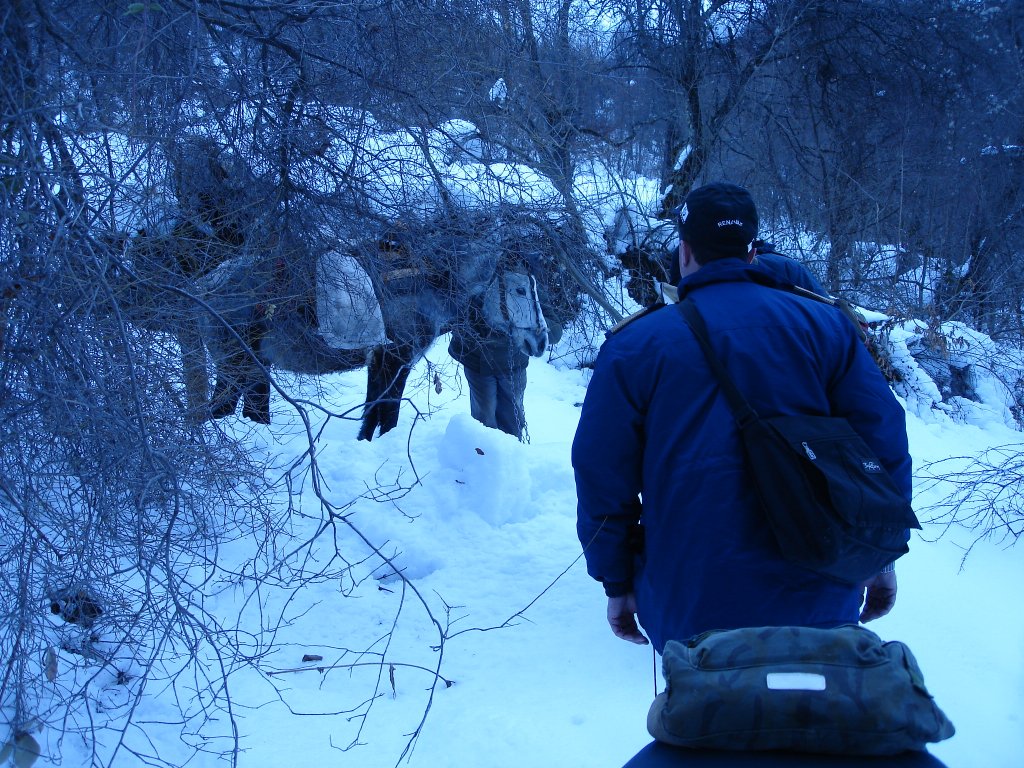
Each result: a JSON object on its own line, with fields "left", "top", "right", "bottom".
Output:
{"left": 680, "top": 240, "right": 703, "bottom": 277}
{"left": 679, "top": 241, "right": 693, "bottom": 270}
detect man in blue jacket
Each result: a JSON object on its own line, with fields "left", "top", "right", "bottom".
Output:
{"left": 573, "top": 182, "right": 911, "bottom": 653}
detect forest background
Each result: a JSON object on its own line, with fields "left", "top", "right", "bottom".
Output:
{"left": 2, "top": 1, "right": 1024, "bottom": 766}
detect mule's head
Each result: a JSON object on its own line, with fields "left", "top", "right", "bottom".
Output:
{"left": 480, "top": 267, "right": 549, "bottom": 358}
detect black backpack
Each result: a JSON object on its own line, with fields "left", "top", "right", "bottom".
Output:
{"left": 678, "top": 299, "right": 920, "bottom": 584}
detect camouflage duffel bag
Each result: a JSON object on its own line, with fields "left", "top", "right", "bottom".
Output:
{"left": 647, "top": 624, "right": 954, "bottom": 756}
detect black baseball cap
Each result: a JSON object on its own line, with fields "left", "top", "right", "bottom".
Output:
{"left": 675, "top": 182, "right": 758, "bottom": 259}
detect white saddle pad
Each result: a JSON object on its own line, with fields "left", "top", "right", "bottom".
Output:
{"left": 315, "top": 251, "right": 387, "bottom": 349}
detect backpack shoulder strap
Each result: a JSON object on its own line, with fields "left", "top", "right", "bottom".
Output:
{"left": 607, "top": 301, "right": 665, "bottom": 336}
{"left": 785, "top": 285, "right": 868, "bottom": 343}
{"left": 677, "top": 300, "right": 758, "bottom": 426}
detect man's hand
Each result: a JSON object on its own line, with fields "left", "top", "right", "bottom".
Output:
{"left": 607, "top": 593, "right": 649, "bottom": 645}
{"left": 859, "top": 570, "right": 897, "bottom": 623}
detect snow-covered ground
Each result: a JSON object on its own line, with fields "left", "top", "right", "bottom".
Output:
{"left": 43, "top": 326, "right": 1023, "bottom": 768}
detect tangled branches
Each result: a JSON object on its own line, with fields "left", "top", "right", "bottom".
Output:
{"left": 917, "top": 444, "right": 1024, "bottom": 562}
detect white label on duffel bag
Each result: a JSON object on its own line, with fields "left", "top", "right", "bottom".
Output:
{"left": 766, "top": 672, "right": 827, "bottom": 691}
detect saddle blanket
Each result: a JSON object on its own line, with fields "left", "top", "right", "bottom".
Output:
{"left": 316, "top": 251, "right": 387, "bottom": 349}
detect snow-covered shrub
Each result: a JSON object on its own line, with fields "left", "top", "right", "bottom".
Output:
{"left": 872, "top": 317, "right": 1024, "bottom": 430}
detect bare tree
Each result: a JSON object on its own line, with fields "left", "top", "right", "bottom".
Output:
{"left": 732, "top": 0, "right": 1019, "bottom": 324}
{"left": 0, "top": 1, "right": 482, "bottom": 764}
{"left": 606, "top": 0, "right": 811, "bottom": 215}
{"left": 5, "top": 0, "right": 1024, "bottom": 763}
{"left": 918, "top": 444, "right": 1024, "bottom": 561}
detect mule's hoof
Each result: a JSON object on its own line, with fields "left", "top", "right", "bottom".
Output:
{"left": 243, "top": 408, "right": 271, "bottom": 425}
{"left": 209, "top": 401, "right": 238, "bottom": 419}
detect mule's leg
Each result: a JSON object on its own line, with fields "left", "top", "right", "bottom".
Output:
{"left": 357, "top": 346, "right": 387, "bottom": 441}
{"left": 358, "top": 343, "right": 414, "bottom": 440}
{"left": 209, "top": 331, "right": 253, "bottom": 420}
{"left": 209, "top": 373, "right": 242, "bottom": 418}
{"left": 176, "top": 326, "right": 209, "bottom": 421}
{"left": 241, "top": 375, "right": 271, "bottom": 424}
{"left": 240, "top": 321, "right": 271, "bottom": 424}
{"left": 493, "top": 367, "right": 527, "bottom": 440}
{"left": 378, "top": 362, "right": 412, "bottom": 436}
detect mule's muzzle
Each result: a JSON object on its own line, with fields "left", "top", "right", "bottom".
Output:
{"left": 520, "top": 329, "right": 548, "bottom": 358}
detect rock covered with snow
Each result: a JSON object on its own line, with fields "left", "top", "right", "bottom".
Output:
{"left": 873, "top": 317, "right": 1024, "bottom": 429}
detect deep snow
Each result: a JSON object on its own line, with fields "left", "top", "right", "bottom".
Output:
{"left": 46, "top": 328, "right": 1023, "bottom": 768}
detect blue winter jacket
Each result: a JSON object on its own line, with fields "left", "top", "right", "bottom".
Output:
{"left": 753, "top": 249, "right": 827, "bottom": 295}
{"left": 573, "top": 258, "right": 912, "bottom": 653}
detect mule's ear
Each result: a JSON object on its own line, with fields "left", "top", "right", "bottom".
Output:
{"left": 455, "top": 242, "right": 500, "bottom": 298}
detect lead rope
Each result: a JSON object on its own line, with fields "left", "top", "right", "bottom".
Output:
{"left": 652, "top": 643, "right": 658, "bottom": 697}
